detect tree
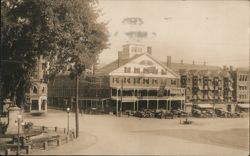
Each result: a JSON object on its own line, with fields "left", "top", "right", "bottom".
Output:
{"left": 1, "top": 0, "right": 109, "bottom": 137}
{"left": 1, "top": 0, "right": 109, "bottom": 103}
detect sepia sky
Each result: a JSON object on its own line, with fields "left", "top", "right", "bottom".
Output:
{"left": 97, "top": 0, "right": 249, "bottom": 68}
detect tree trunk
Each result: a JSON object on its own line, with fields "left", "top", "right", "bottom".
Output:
{"left": 75, "top": 75, "right": 79, "bottom": 138}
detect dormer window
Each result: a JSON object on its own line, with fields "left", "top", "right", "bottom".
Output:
{"left": 134, "top": 68, "right": 140, "bottom": 73}
{"left": 161, "top": 69, "right": 167, "bottom": 75}
{"left": 124, "top": 67, "right": 131, "bottom": 73}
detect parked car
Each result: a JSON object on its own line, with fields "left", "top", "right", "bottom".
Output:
{"left": 215, "top": 108, "right": 227, "bottom": 117}
{"left": 231, "top": 112, "right": 241, "bottom": 118}
{"left": 205, "top": 109, "right": 214, "bottom": 117}
{"left": 134, "top": 111, "right": 143, "bottom": 118}
{"left": 143, "top": 109, "right": 154, "bottom": 118}
{"left": 192, "top": 109, "right": 206, "bottom": 118}
{"left": 163, "top": 110, "right": 174, "bottom": 119}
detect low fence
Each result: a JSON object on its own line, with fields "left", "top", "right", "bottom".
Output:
{"left": 1, "top": 125, "right": 75, "bottom": 155}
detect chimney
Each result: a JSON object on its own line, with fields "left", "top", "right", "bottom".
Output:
{"left": 229, "top": 65, "right": 233, "bottom": 71}
{"left": 147, "top": 46, "right": 152, "bottom": 55}
{"left": 118, "top": 51, "right": 122, "bottom": 67}
{"left": 181, "top": 60, "right": 183, "bottom": 64}
{"left": 203, "top": 61, "right": 206, "bottom": 66}
{"left": 167, "top": 56, "right": 171, "bottom": 68}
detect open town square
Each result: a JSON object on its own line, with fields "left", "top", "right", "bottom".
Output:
{"left": 21, "top": 109, "right": 249, "bottom": 155}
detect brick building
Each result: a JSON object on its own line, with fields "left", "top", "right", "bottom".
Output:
{"left": 164, "top": 57, "right": 236, "bottom": 112}
{"left": 232, "top": 67, "right": 250, "bottom": 112}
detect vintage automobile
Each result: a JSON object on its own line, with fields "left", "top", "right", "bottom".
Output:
{"left": 192, "top": 109, "right": 206, "bottom": 118}
{"left": 230, "top": 112, "right": 241, "bottom": 118}
{"left": 205, "top": 109, "right": 214, "bottom": 117}
{"left": 151, "top": 109, "right": 173, "bottom": 119}
{"left": 163, "top": 110, "right": 174, "bottom": 119}
{"left": 143, "top": 109, "right": 155, "bottom": 118}
{"left": 171, "top": 109, "right": 188, "bottom": 117}
{"left": 215, "top": 108, "right": 227, "bottom": 117}
{"left": 134, "top": 111, "right": 144, "bottom": 118}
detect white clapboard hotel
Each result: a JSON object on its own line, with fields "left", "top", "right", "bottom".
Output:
{"left": 95, "top": 43, "right": 186, "bottom": 114}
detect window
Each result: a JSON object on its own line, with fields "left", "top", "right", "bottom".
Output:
{"left": 31, "top": 100, "right": 39, "bottom": 110}
{"left": 134, "top": 68, "right": 140, "bottom": 73}
{"left": 161, "top": 69, "right": 167, "bottom": 75}
{"left": 115, "top": 78, "right": 120, "bottom": 83}
{"left": 127, "top": 78, "right": 131, "bottom": 84}
{"left": 143, "top": 78, "right": 149, "bottom": 84}
{"left": 123, "top": 77, "right": 126, "bottom": 83}
{"left": 124, "top": 67, "right": 131, "bottom": 73}
{"left": 152, "top": 79, "right": 158, "bottom": 85}
{"left": 42, "top": 63, "right": 46, "bottom": 70}
{"left": 143, "top": 68, "right": 149, "bottom": 74}
{"left": 41, "top": 100, "right": 46, "bottom": 110}
{"left": 171, "top": 79, "right": 176, "bottom": 85}
{"left": 136, "top": 78, "right": 141, "bottom": 84}
{"left": 33, "top": 86, "right": 38, "bottom": 94}
{"left": 42, "top": 87, "right": 45, "bottom": 93}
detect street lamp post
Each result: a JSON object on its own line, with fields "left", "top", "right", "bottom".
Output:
{"left": 66, "top": 107, "right": 70, "bottom": 135}
{"left": 17, "top": 114, "right": 22, "bottom": 155}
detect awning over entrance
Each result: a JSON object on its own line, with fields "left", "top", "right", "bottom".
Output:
{"left": 197, "top": 104, "right": 213, "bottom": 109}
{"left": 237, "top": 104, "right": 250, "bottom": 109}
{"left": 122, "top": 98, "right": 137, "bottom": 103}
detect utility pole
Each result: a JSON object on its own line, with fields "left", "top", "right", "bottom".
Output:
{"left": 75, "top": 75, "right": 79, "bottom": 138}
{"left": 120, "top": 78, "right": 123, "bottom": 116}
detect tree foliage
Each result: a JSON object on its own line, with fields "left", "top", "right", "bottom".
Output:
{"left": 0, "top": 0, "right": 109, "bottom": 106}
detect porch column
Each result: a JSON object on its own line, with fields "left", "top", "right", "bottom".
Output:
{"left": 137, "top": 89, "right": 139, "bottom": 111}
{"left": 157, "top": 99, "right": 159, "bottom": 110}
{"left": 147, "top": 88, "right": 149, "bottom": 109}
{"left": 169, "top": 98, "right": 172, "bottom": 110}
{"left": 116, "top": 88, "right": 118, "bottom": 117}
{"left": 133, "top": 88, "right": 135, "bottom": 111}
{"left": 101, "top": 100, "right": 104, "bottom": 111}
{"left": 133, "top": 101, "right": 135, "bottom": 111}
{"left": 181, "top": 98, "right": 183, "bottom": 110}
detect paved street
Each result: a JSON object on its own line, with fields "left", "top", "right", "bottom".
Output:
{"left": 24, "top": 109, "right": 249, "bottom": 156}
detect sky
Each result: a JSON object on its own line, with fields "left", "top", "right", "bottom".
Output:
{"left": 97, "top": 0, "right": 249, "bottom": 68}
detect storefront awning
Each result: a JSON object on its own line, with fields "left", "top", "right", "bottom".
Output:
{"left": 237, "top": 104, "right": 250, "bottom": 109}
{"left": 122, "top": 98, "right": 137, "bottom": 102}
{"left": 197, "top": 104, "right": 213, "bottom": 109}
